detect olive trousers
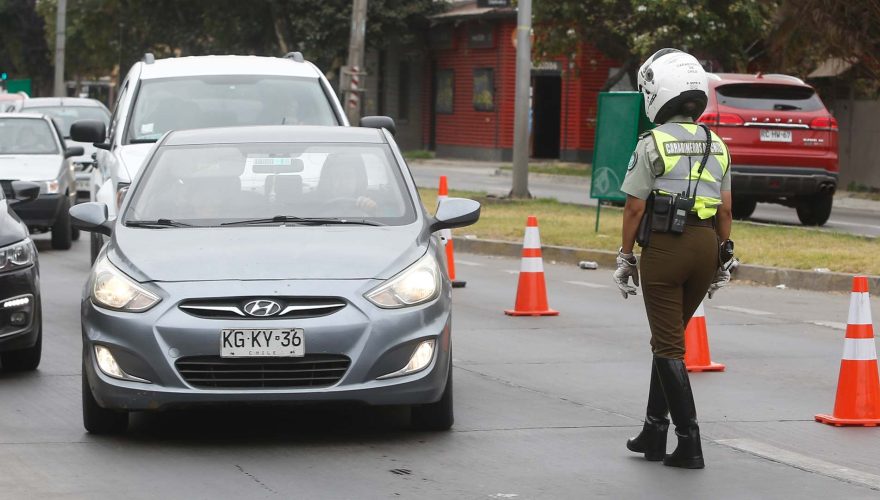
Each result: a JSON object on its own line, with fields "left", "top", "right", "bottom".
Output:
{"left": 639, "top": 226, "right": 719, "bottom": 359}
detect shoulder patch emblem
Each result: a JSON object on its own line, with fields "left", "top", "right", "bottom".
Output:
{"left": 627, "top": 151, "right": 638, "bottom": 171}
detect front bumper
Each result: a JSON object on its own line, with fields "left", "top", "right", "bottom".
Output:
{"left": 13, "top": 193, "right": 70, "bottom": 228}
{"left": 731, "top": 165, "right": 838, "bottom": 198}
{"left": 0, "top": 265, "right": 40, "bottom": 352}
{"left": 82, "top": 278, "right": 453, "bottom": 411}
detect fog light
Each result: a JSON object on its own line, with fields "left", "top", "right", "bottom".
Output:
{"left": 9, "top": 312, "right": 27, "bottom": 326}
{"left": 3, "top": 297, "right": 29, "bottom": 309}
{"left": 95, "top": 345, "right": 126, "bottom": 379}
{"left": 378, "top": 339, "right": 436, "bottom": 379}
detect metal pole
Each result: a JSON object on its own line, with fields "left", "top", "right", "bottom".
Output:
{"left": 344, "top": 0, "right": 368, "bottom": 126}
{"left": 510, "top": 0, "right": 531, "bottom": 198}
{"left": 53, "top": 0, "right": 67, "bottom": 97}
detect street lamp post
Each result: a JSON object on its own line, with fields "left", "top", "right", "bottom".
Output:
{"left": 510, "top": 0, "right": 531, "bottom": 199}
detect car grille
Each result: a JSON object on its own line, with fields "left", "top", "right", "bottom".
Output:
{"left": 178, "top": 297, "right": 346, "bottom": 320}
{"left": 176, "top": 355, "right": 351, "bottom": 389}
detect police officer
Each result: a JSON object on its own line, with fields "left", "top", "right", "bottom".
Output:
{"left": 612, "top": 49, "right": 734, "bottom": 469}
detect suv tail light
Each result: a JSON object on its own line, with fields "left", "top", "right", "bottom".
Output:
{"left": 698, "top": 113, "right": 744, "bottom": 126}
{"left": 810, "top": 116, "right": 838, "bottom": 131}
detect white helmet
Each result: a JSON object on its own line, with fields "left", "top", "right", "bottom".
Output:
{"left": 637, "top": 48, "right": 708, "bottom": 123}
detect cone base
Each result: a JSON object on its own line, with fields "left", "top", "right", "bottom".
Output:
{"left": 815, "top": 414, "right": 880, "bottom": 427}
{"left": 504, "top": 309, "right": 559, "bottom": 317}
{"left": 686, "top": 361, "right": 726, "bottom": 373}
{"left": 451, "top": 280, "right": 467, "bottom": 288}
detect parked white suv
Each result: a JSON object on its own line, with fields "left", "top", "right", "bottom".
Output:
{"left": 70, "top": 52, "right": 348, "bottom": 261}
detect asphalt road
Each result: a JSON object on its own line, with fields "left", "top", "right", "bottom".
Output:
{"left": 409, "top": 161, "right": 880, "bottom": 238}
{"left": 2, "top": 234, "right": 880, "bottom": 498}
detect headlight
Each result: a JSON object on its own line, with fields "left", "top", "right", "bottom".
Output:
{"left": 365, "top": 253, "right": 440, "bottom": 308}
{"left": 0, "top": 239, "right": 35, "bottom": 273}
{"left": 43, "top": 180, "right": 60, "bottom": 194}
{"left": 90, "top": 256, "right": 159, "bottom": 311}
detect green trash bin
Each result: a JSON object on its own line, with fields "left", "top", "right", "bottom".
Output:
{"left": 589, "top": 92, "right": 654, "bottom": 230}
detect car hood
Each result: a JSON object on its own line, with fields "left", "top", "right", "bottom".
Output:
{"left": 0, "top": 155, "right": 61, "bottom": 181}
{"left": 0, "top": 201, "right": 28, "bottom": 247}
{"left": 110, "top": 224, "right": 428, "bottom": 282}
{"left": 118, "top": 143, "right": 155, "bottom": 182}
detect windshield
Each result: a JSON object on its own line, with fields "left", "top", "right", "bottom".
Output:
{"left": 25, "top": 105, "right": 110, "bottom": 137}
{"left": 125, "top": 142, "right": 417, "bottom": 226}
{"left": 716, "top": 84, "right": 825, "bottom": 111}
{"left": 0, "top": 118, "right": 59, "bottom": 155}
{"left": 126, "top": 76, "right": 338, "bottom": 143}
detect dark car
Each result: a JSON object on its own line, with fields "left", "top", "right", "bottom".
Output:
{"left": 0, "top": 180, "right": 42, "bottom": 371}
{"left": 20, "top": 97, "right": 111, "bottom": 203}
{"left": 0, "top": 113, "right": 83, "bottom": 249}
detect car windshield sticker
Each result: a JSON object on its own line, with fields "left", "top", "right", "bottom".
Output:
{"left": 140, "top": 123, "right": 154, "bottom": 134}
{"left": 248, "top": 157, "right": 293, "bottom": 167}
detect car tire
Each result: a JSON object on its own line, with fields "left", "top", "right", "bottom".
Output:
{"left": 51, "top": 198, "right": 73, "bottom": 250}
{"left": 82, "top": 364, "right": 129, "bottom": 434}
{"left": 0, "top": 315, "right": 42, "bottom": 372}
{"left": 410, "top": 364, "right": 454, "bottom": 431}
{"left": 89, "top": 232, "right": 102, "bottom": 264}
{"left": 796, "top": 193, "right": 833, "bottom": 226}
{"left": 731, "top": 197, "right": 757, "bottom": 220}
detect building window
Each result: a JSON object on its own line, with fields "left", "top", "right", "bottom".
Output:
{"left": 436, "top": 69, "right": 454, "bottom": 114}
{"left": 473, "top": 68, "right": 494, "bottom": 112}
{"left": 398, "top": 62, "right": 410, "bottom": 121}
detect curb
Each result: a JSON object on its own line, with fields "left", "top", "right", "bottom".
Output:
{"left": 453, "top": 237, "right": 880, "bottom": 295}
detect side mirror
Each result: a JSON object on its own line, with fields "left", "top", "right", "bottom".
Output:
{"left": 10, "top": 181, "right": 41, "bottom": 204}
{"left": 70, "top": 119, "right": 107, "bottom": 145}
{"left": 430, "top": 197, "right": 481, "bottom": 232}
{"left": 70, "top": 202, "right": 113, "bottom": 236}
{"left": 360, "top": 116, "right": 396, "bottom": 136}
{"left": 64, "top": 146, "right": 85, "bottom": 158}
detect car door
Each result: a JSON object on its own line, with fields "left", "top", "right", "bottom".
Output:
{"left": 92, "top": 77, "right": 131, "bottom": 206}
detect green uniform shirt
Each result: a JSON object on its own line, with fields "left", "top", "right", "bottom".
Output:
{"left": 621, "top": 116, "right": 731, "bottom": 201}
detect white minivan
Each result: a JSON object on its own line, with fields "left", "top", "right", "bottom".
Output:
{"left": 71, "top": 52, "right": 348, "bottom": 261}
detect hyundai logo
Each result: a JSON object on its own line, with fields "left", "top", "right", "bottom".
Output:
{"left": 243, "top": 300, "right": 282, "bottom": 317}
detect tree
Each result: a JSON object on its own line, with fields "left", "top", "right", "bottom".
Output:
{"left": 534, "top": 0, "right": 779, "bottom": 89}
{"left": 0, "top": 0, "right": 53, "bottom": 94}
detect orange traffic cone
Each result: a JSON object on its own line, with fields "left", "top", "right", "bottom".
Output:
{"left": 684, "top": 301, "right": 725, "bottom": 372}
{"left": 816, "top": 276, "right": 880, "bottom": 426}
{"left": 438, "top": 176, "right": 465, "bottom": 288}
{"left": 505, "top": 216, "right": 558, "bottom": 316}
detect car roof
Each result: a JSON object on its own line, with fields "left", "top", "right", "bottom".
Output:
{"left": 21, "top": 97, "right": 107, "bottom": 108}
{"left": 708, "top": 73, "right": 809, "bottom": 86}
{"left": 0, "top": 112, "right": 51, "bottom": 120}
{"left": 164, "top": 126, "right": 386, "bottom": 146}
{"left": 139, "top": 55, "right": 320, "bottom": 80}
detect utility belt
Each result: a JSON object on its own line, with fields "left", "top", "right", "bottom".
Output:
{"left": 636, "top": 191, "right": 714, "bottom": 248}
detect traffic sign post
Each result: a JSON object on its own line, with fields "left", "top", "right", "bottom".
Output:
{"left": 589, "top": 92, "right": 654, "bottom": 231}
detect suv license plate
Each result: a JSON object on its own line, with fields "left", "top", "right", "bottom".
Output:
{"left": 760, "top": 129, "right": 792, "bottom": 142}
{"left": 221, "top": 328, "right": 304, "bottom": 358}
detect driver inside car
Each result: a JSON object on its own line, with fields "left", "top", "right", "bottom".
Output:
{"left": 314, "top": 153, "right": 378, "bottom": 214}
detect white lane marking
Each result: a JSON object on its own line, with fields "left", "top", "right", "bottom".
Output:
{"left": 717, "top": 439, "right": 880, "bottom": 491}
{"left": 454, "top": 260, "right": 483, "bottom": 267}
{"left": 505, "top": 270, "right": 519, "bottom": 274}
{"left": 715, "top": 305, "right": 775, "bottom": 316}
{"left": 808, "top": 320, "right": 847, "bottom": 330}
{"left": 565, "top": 281, "right": 608, "bottom": 289}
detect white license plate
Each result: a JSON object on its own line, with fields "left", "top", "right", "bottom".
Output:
{"left": 760, "top": 129, "right": 792, "bottom": 142}
{"left": 220, "top": 328, "right": 304, "bottom": 358}
{"left": 76, "top": 180, "right": 90, "bottom": 191}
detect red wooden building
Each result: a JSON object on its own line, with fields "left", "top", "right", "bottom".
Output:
{"left": 422, "top": 1, "right": 619, "bottom": 162}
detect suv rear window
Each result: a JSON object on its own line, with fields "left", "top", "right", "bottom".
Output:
{"left": 716, "top": 84, "right": 825, "bottom": 112}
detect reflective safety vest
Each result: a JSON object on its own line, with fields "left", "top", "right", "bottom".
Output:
{"left": 649, "top": 122, "right": 730, "bottom": 219}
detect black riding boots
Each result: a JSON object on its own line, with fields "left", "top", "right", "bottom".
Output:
{"left": 626, "top": 358, "right": 669, "bottom": 461}
{"left": 654, "top": 357, "right": 705, "bottom": 469}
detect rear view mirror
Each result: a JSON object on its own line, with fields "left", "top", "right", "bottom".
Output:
{"left": 10, "top": 181, "right": 40, "bottom": 204}
{"left": 70, "top": 119, "right": 107, "bottom": 145}
{"left": 65, "top": 146, "right": 85, "bottom": 158}
{"left": 70, "top": 202, "right": 113, "bottom": 236}
{"left": 361, "top": 116, "right": 396, "bottom": 136}
{"left": 251, "top": 158, "right": 305, "bottom": 174}
{"left": 430, "top": 197, "right": 481, "bottom": 232}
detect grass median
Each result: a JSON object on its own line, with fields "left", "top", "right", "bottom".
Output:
{"left": 498, "top": 162, "right": 592, "bottom": 177}
{"left": 418, "top": 188, "right": 880, "bottom": 275}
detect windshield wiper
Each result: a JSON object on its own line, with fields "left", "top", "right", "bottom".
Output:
{"left": 220, "top": 215, "right": 384, "bottom": 226}
{"left": 125, "top": 218, "right": 194, "bottom": 228}
{"left": 129, "top": 138, "right": 158, "bottom": 144}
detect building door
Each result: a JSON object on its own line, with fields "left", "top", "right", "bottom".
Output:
{"left": 532, "top": 75, "right": 561, "bottom": 159}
